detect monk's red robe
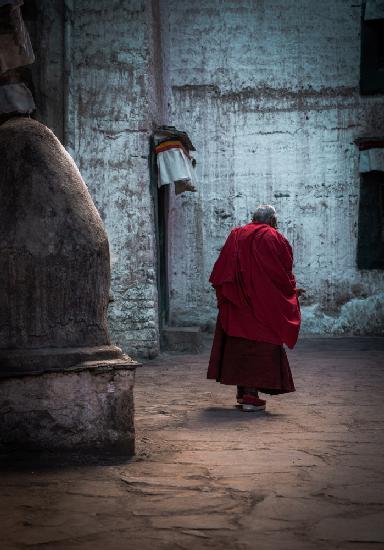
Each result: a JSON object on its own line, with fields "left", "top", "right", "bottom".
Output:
{"left": 207, "top": 222, "right": 300, "bottom": 393}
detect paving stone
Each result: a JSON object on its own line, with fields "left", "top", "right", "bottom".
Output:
{"left": 323, "top": 482, "right": 384, "bottom": 504}
{"left": 0, "top": 338, "right": 383, "bottom": 550}
{"left": 313, "top": 512, "right": 384, "bottom": 542}
{"left": 150, "top": 513, "right": 236, "bottom": 530}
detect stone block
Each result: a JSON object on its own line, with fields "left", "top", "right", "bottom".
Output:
{"left": 0, "top": 360, "right": 138, "bottom": 454}
{"left": 161, "top": 326, "right": 203, "bottom": 353}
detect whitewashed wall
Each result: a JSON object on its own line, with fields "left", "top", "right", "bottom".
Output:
{"left": 34, "top": 0, "right": 384, "bottom": 355}
{"left": 66, "top": 0, "right": 161, "bottom": 357}
{"left": 163, "top": 0, "right": 384, "bottom": 335}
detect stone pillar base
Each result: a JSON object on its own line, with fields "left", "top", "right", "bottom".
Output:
{"left": 0, "top": 358, "right": 138, "bottom": 454}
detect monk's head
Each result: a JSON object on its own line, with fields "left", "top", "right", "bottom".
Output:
{"left": 252, "top": 205, "right": 277, "bottom": 228}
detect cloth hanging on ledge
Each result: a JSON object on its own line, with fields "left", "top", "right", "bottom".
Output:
{"left": 154, "top": 125, "right": 196, "bottom": 151}
{"left": 359, "top": 148, "right": 384, "bottom": 173}
{"left": 364, "top": 0, "right": 384, "bottom": 20}
{"left": 155, "top": 139, "right": 196, "bottom": 189}
{"left": 356, "top": 138, "right": 384, "bottom": 173}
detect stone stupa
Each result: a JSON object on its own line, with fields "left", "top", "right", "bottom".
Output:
{"left": 0, "top": 117, "right": 138, "bottom": 454}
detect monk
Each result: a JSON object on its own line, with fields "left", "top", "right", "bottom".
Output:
{"left": 207, "top": 205, "right": 302, "bottom": 412}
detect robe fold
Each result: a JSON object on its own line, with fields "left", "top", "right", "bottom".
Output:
{"left": 207, "top": 222, "right": 300, "bottom": 393}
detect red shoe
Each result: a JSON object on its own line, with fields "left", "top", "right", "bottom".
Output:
{"left": 242, "top": 394, "right": 266, "bottom": 412}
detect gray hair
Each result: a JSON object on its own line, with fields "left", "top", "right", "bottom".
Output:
{"left": 252, "top": 205, "right": 277, "bottom": 224}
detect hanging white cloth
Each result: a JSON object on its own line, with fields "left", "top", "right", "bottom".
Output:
{"left": 156, "top": 141, "right": 196, "bottom": 189}
{"left": 359, "top": 148, "right": 384, "bottom": 173}
{"left": 364, "top": 0, "right": 384, "bottom": 20}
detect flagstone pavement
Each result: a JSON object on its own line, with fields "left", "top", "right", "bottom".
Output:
{"left": 1, "top": 337, "right": 384, "bottom": 550}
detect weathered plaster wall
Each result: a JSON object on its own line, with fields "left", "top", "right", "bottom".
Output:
{"left": 65, "top": 0, "right": 163, "bottom": 357}
{"left": 164, "top": 0, "right": 384, "bottom": 335}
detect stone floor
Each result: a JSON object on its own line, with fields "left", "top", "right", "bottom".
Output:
{"left": 1, "top": 337, "right": 384, "bottom": 550}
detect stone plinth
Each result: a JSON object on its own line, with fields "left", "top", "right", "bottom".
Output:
{"left": 0, "top": 358, "right": 138, "bottom": 454}
{"left": 161, "top": 326, "right": 203, "bottom": 353}
{"left": 0, "top": 345, "right": 125, "bottom": 373}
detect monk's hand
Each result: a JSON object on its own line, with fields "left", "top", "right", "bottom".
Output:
{"left": 296, "top": 288, "right": 306, "bottom": 297}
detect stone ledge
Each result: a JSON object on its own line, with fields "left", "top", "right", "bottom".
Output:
{"left": 0, "top": 345, "right": 140, "bottom": 376}
{"left": 161, "top": 326, "right": 204, "bottom": 353}
{"left": 0, "top": 357, "right": 140, "bottom": 379}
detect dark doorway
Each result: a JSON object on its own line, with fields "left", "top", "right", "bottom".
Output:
{"left": 360, "top": 12, "right": 384, "bottom": 94}
{"left": 357, "top": 170, "right": 384, "bottom": 269}
{"left": 150, "top": 136, "right": 169, "bottom": 330}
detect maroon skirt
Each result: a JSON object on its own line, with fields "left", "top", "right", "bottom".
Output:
{"left": 207, "top": 319, "right": 295, "bottom": 395}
